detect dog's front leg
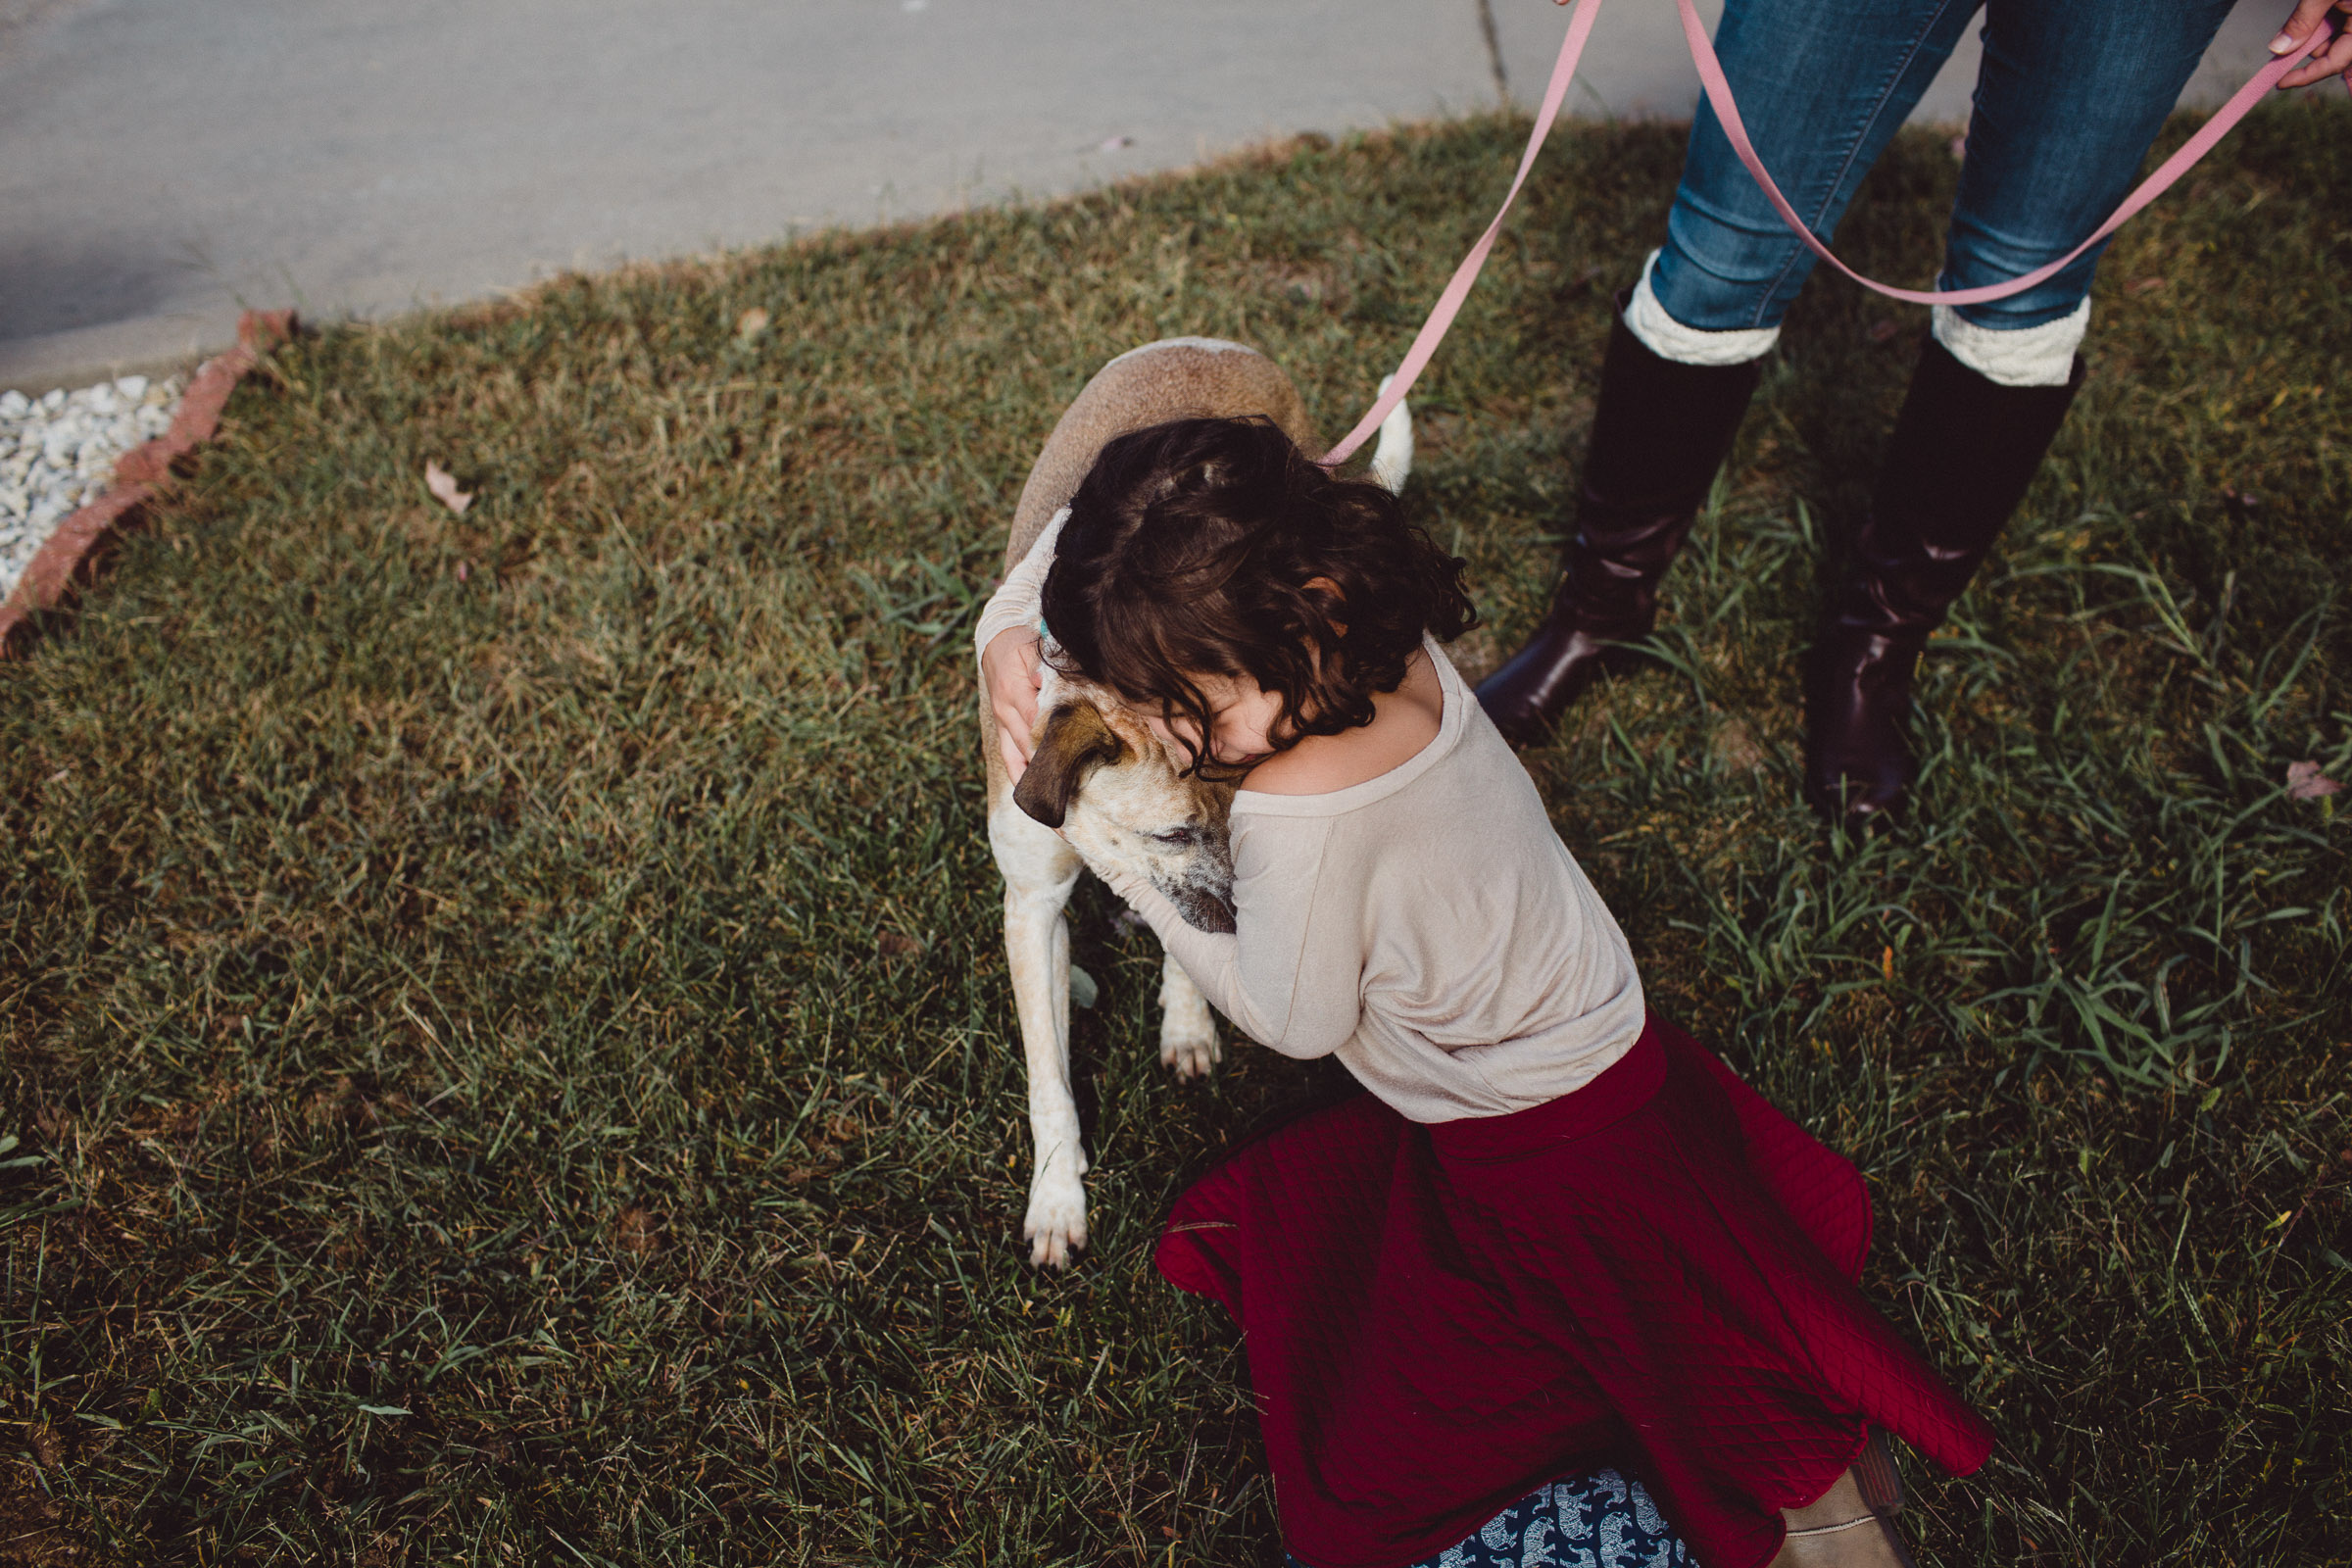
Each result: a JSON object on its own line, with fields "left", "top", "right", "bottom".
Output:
{"left": 990, "top": 799, "right": 1089, "bottom": 1267}
{"left": 1157, "top": 951, "right": 1220, "bottom": 1079}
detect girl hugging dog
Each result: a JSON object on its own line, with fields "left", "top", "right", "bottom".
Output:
{"left": 980, "top": 416, "right": 1980, "bottom": 1568}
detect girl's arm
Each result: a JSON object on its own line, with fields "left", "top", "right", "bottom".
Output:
{"left": 973, "top": 509, "right": 1065, "bottom": 660}
{"left": 1097, "top": 821, "right": 1361, "bottom": 1060}
{"left": 976, "top": 511, "right": 1065, "bottom": 779}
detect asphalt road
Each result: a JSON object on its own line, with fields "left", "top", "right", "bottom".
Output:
{"left": 0, "top": 0, "right": 2303, "bottom": 392}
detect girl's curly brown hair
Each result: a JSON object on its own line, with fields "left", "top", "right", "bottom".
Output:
{"left": 1040, "top": 416, "right": 1477, "bottom": 779}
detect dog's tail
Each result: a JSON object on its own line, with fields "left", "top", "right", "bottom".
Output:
{"left": 1366, "top": 373, "right": 1413, "bottom": 496}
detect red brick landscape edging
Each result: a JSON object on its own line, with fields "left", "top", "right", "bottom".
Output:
{"left": 0, "top": 308, "right": 298, "bottom": 657}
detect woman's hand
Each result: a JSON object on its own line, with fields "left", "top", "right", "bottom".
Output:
{"left": 983, "top": 627, "right": 1045, "bottom": 783}
{"left": 2272, "top": 0, "right": 2352, "bottom": 90}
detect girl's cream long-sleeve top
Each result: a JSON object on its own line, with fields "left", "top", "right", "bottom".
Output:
{"left": 978, "top": 529, "right": 1644, "bottom": 1122}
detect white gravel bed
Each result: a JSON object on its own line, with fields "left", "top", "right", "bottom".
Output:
{"left": 0, "top": 374, "right": 182, "bottom": 602}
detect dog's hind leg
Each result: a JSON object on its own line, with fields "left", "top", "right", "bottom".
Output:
{"left": 990, "top": 797, "right": 1091, "bottom": 1267}
{"left": 1156, "top": 951, "right": 1220, "bottom": 1080}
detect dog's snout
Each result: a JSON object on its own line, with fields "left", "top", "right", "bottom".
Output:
{"left": 1172, "top": 887, "right": 1239, "bottom": 935}
{"left": 1160, "top": 834, "right": 1237, "bottom": 933}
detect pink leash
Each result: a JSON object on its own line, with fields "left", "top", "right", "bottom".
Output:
{"left": 1322, "top": 0, "right": 2337, "bottom": 466}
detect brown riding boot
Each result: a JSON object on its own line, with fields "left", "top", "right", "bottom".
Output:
{"left": 1475, "top": 299, "right": 1762, "bottom": 747}
{"left": 1804, "top": 338, "right": 2082, "bottom": 824}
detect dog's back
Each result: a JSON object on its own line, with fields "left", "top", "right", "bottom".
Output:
{"left": 1004, "top": 338, "right": 1326, "bottom": 573}
{"left": 981, "top": 337, "right": 1406, "bottom": 1266}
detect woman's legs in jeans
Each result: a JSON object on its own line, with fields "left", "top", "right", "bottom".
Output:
{"left": 1477, "top": 0, "right": 2235, "bottom": 813}
{"left": 1475, "top": 0, "right": 1973, "bottom": 743}
{"left": 1941, "top": 0, "right": 2239, "bottom": 327}
{"left": 1795, "top": 0, "right": 2236, "bottom": 820}
{"left": 1647, "top": 0, "right": 1978, "bottom": 335}
{"left": 1651, "top": 0, "right": 2238, "bottom": 344}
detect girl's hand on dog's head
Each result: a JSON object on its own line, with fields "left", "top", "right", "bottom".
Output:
{"left": 2273, "top": 0, "right": 2352, "bottom": 90}
{"left": 983, "top": 628, "right": 1046, "bottom": 783}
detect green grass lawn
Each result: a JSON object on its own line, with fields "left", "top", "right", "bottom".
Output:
{"left": 3, "top": 106, "right": 2349, "bottom": 1566}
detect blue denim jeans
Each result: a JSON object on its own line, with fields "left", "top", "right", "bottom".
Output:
{"left": 1650, "top": 0, "right": 2237, "bottom": 332}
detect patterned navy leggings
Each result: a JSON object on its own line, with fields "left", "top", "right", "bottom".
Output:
{"left": 1286, "top": 1470, "right": 1693, "bottom": 1568}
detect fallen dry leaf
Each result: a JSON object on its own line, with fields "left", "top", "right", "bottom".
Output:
{"left": 424, "top": 462, "right": 472, "bottom": 515}
{"left": 876, "top": 929, "right": 923, "bottom": 960}
{"left": 735, "top": 307, "right": 770, "bottom": 340}
{"left": 2127, "top": 276, "right": 2166, "bottom": 296}
{"left": 608, "top": 1204, "right": 662, "bottom": 1256}
{"left": 1711, "top": 717, "right": 1766, "bottom": 772}
{"left": 28, "top": 1422, "right": 66, "bottom": 1468}
{"left": 2285, "top": 760, "right": 2342, "bottom": 800}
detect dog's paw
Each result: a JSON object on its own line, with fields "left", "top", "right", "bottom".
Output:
{"left": 1022, "top": 1168, "right": 1089, "bottom": 1268}
{"left": 1158, "top": 1018, "right": 1222, "bottom": 1080}
{"left": 1157, "top": 967, "right": 1221, "bottom": 1079}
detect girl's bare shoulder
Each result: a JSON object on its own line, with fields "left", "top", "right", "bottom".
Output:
{"left": 1243, "top": 649, "right": 1444, "bottom": 797}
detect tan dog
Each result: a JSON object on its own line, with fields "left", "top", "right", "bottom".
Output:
{"left": 981, "top": 337, "right": 1410, "bottom": 1266}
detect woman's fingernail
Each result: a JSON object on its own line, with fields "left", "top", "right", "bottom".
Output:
{"left": 2269, "top": 29, "right": 2298, "bottom": 53}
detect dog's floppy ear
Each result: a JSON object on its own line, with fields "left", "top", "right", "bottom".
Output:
{"left": 1014, "top": 703, "right": 1129, "bottom": 830}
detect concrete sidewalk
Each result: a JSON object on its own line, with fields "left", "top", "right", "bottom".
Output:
{"left": 0, "top": 0, "right": 2303, "bottom": 393}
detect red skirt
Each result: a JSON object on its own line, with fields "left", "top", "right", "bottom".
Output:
{"left": 1155, "top": 1015, "right": 1994, "bottom": 1568}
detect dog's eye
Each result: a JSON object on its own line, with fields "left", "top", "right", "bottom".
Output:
{"left": 1150, "top": 826, "right": 1200, "bottom": 848}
